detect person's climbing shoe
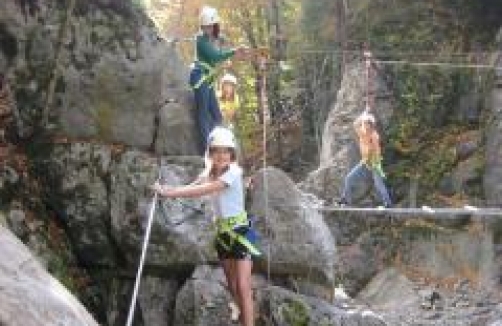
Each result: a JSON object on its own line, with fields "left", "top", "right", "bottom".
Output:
{"left": 336, "top": 198, "right": 348, "bottom": 207}
{"left": 377, "top": 203, "right": 392, "bottom": 209}
{"left": 228, "top": 301, "right": 240, "bottom": 322}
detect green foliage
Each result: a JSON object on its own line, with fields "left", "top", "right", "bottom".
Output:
{"left": 47, "top": 252, "right": 79, "bottom": 292}
{"left": 385, "top": 63, "right": 480, "bottom": 202}
{"left": 279, "top": 298, "right": 310, "bottom": 326}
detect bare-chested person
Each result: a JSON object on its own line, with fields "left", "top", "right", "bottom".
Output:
{"left": 338, "top": 112, "right": 392, "bottom": 208}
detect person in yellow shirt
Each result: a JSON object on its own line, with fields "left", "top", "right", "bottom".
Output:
{"left": 338, "top": 112, "right": 392, "bottom": 208}
{"left": 217, "top": 73, "right": 240, "bottom": 129}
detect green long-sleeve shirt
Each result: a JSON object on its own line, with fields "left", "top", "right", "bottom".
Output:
{"left": 196, "top": 33, "right": 235, "bottom": 69}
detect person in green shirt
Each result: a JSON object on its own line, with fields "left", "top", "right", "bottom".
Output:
{"left": 190, "top": 6, "right": 246, "bottom": 154}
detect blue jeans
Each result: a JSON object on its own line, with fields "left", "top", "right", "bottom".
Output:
{"left": 194, "top": 82, "right": 222, "bottom": 154}
{"left": 341, "top": 161, "right": 392, "bottom": 206}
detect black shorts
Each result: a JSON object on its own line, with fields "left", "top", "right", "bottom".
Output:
{"left": 214, "top": 226, "right": 257, "bottom": 260}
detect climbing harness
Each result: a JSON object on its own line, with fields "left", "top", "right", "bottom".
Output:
{"left": 189, "top": 60, "right": 217, "bottom": 90}
{"left": 370, "top": 160, "right": 386, "bottom": 179}
{"left": 214, "top": 212, "right": 261, "bottom": 257}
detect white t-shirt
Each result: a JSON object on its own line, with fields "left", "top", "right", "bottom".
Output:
{"left": 211, "top": 163, "right": 245, "bottom": 219}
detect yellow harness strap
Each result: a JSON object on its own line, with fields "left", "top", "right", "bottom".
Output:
{"left": 215, "top": 212, "right": 261, "bottom": 257}
{"left": 192, "top": 61, "right": 216, "bottom": 89}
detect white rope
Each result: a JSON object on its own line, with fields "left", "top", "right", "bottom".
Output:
{"left": 125, "top": 191, "right": 158, "bottom": 326}
{"left": 258, "top": 56, "right": 272, "bottom": 283}
{"left": 375, "top": 59, "right": 502, "bottom": 71}
{"left": 287, "top": 48, "right": 497, "bottom": 57}
{"left": 256, "top": 202, "right": 502, "bottom": 217}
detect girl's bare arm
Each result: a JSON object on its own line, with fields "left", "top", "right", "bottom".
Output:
{"left": 153, "top": 180, "right": 226, "bottom": 198}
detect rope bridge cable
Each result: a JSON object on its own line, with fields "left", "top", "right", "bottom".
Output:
{"left": 165, "top": 37, "right": 502, "bottom": 71}
{"left": 166, "top": 41, "right": 500, "bottom": 59}
{"left": 256, "top": 203, "right": 502, "bottom": 218}
{"left": 374, "top": 59, "right": 502, "bottom": 71}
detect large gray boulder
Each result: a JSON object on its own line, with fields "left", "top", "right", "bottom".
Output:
{"left": 0, "top": 0, "right": 199, "bottom": 155}
{"left": 0, "top": 225, "right": 98, "bottom": 326}
{"left": 301, "top": 61, "right": 394, "bottom": 204}
{"left": 138, "top": 276, "right": 181, "bottom": 326}
{"left": 484, "top": 54, "right": 502, "bottom": 206}
{"left": 260, "top": 285, "right": 387, "bottom": 326}
{"left": 174, "top": 266, "right": 238, "bottom": 326}
{"left": 174, "top": 265, "right": 387, "bottom": 326}
{"left": 357, "top": 268, "right": 420, "bottom": 309}
{"left": 324, "top": 209, "right": 498, "bottom": 295}
{"left": 59, "top": 24, "right": 196, "bottom": 152}
{"left": 37, "top": 144, "right": 213, "bottom": 271}
{"left": 154, "top": 89, "right": 199, "bottom": 155}
{"left": 36, "top": 142, "right": 116, "bottom": 266}
{"left": 110, "top": 151, "right": 217, "bottom": 270}
{"left": 249, "top": 167, "right": 336, "bottom": 283}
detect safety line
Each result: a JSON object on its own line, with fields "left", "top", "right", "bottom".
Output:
{"left": 259, "top": 203, "right": 502, "bottom": 218}
{"left": 285, "top": 48, "right": 497, "bottom": 57}
{"left": 165, "top": 36, "right": 502, "bottom": 71}
{"left": 125, "top": 191, "right": 158, "bottom": 326}
{"left": 259, "top": 60, "right": 272, "bottom": 284}
{"left": 375, "top": 59, "right": 502, "bottom": 71}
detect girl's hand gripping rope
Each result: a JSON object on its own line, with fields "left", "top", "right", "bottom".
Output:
{"left": 150, "top": 182, "right": 175, "bottom": 198}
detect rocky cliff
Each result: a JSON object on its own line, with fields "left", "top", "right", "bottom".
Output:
{"left": 0, "top": 1, "right": 502, "bottom": 325}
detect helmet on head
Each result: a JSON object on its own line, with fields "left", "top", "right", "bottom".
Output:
{"left": 359, "top": 112, "right": 376, "bottom": 124}
{"left": 208, "top": 126, "right": 236, "bottom": 149}
{"left": 221, "top": 73, "right": 237, "bottom": 85}
{"left": 200, "top": 6, "right": 220, "bottom": 26}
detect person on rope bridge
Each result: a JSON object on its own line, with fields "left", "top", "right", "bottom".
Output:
{"left": 189, "top": 6, "right": 247, "bottom": 154}
{"left": 150, "top": 126, "right": 259, "bottom": 326}
{"left": 217, "top": 73, "right": 240, "bottom": 129}
{"left": 338, "top": 112, "right": 392, "bottom": 208}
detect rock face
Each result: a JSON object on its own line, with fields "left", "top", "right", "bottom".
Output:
{"left": 154, "top": 90, "right": 199, "bottom": 155}
{"left": 138, "top": 276, "right": 181, "bottom": 326}
{"left": 324, "top": 210, "right": 498, "bottom": 295}
{"left": 0, "top": 0, "right": 198, "bottom": 155}
{"left": 174, "top": 265, "right": 387, "bottom": 326}
{"left": 0, "top": 225, "right": 98, "bottom": 326}
{"left": 301, "top": 62, "right": 394, "bottom": 203}
{"left": 484, "top": 53, "right": 502, "bottom": 206}
{"left": 357, "top": 268, "right": 420, "bottom": 309}
{"left": 248, "top": 167, "right": 336, "bottom": 283}
{"left": 38, "top": 143, "right": 215, "bottom": 272}
{"left": 37, "top": 142, "right": 116, "bottom": 267}
{"left": 110, "top": 151, "right": 216, "bottom": 270}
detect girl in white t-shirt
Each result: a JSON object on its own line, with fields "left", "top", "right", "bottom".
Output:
{"left": 151, "top": 126, "right": 259, "bottom": 326}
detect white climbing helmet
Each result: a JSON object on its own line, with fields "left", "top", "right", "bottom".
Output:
{"left": 200, "top": 6, "right": 220, "bottom": 26}
{"left": 221, "top": 73, "right": 237, "bottom": 85}
{"left": 208, "top": 126, "right": 236, "bottom": 149}
{"left": 360, "top": 112, "right": 376, "bottom": 124}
